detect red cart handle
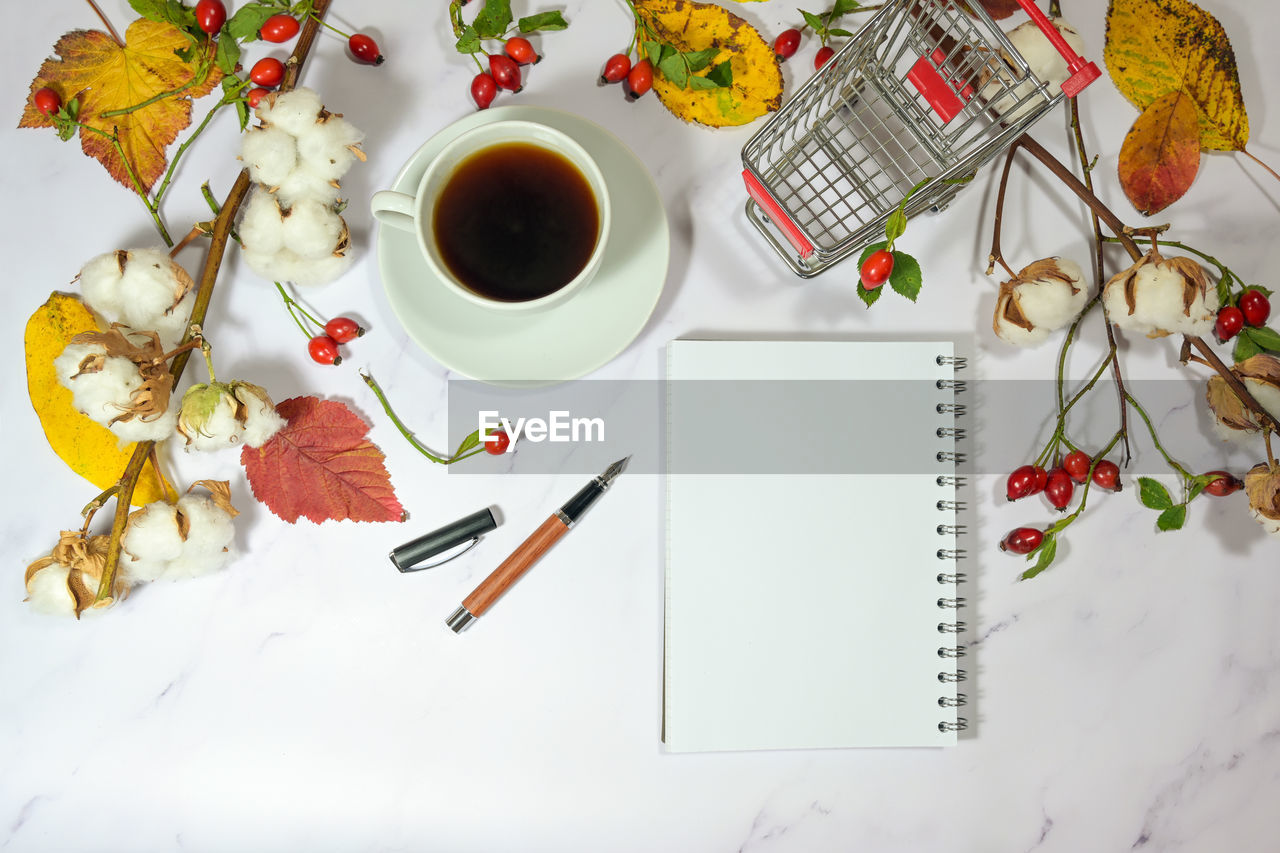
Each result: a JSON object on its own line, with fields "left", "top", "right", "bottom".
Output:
{"left": 1012, "top": 0, "right": 1100, "bottom": 97}
{"left": 743, "top": 169, "right": 815, "bottom": 259}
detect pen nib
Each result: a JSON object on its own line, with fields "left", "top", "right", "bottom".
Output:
{"left": 598, "top": 456, "right": 630, "bottom": 486}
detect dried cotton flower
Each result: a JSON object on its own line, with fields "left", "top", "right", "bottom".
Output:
{"left": 1244, "top": 463, "right": 1280, "bottom": 538}
{"left": 1102, "top": 247, "right": 1217, "bottom": 338}
{"left": 177, "top": 380, "right": 285, "bottom": 450}
{"left": 25, "top": 531, "right": 125, "bottom": 617}
{"left": 1205, "top": 354, "right": 1280, "bottom": 443}
{"left": 993, "top": 257, "right": 1086, "bottom": 346}
{"left": 53, "top": 328, "right": 178, "bottom": 444}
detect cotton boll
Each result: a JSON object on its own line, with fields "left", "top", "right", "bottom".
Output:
{"left": 288, "top": 247, "right": 354, "bottom": 286}
{"left": 241, "top": 125, "right": 298, "bottom": 187}
{"left": 54, "top": 345, "right": 146, "bottom": 425}
{"left": 121, "top": 501, "right": 184, "bottom": 582}
{"left": 148, "top": 289, "right": 196, "bottom": 350}
{"left": 1245, "top": 463, "right": 1280, "bottom": 538}
{"left": 273, "top": 164, "right": 341, "bottom": 209}
{"left": 236, "top": 382, "right": 286, "bottom": 447}
{"left": 166, "top": 495, "right": 236, "bottom": 579}
{"left": 240, "top": 188, "right": 287, "bottom": 255}
{"left": 981, "top": 18, "right": 1086, "bottom": 123}
{"left": 296, "top": 116, "right": 365, "bottom": 182}
{"left": 256, "top": 87, "right": 324, "bottom": 137}
{"left": 993, "top": 258, "right": 1086, "bottom": 347}
{"left": 241, "top": 247, "right": 288, "bottom": 282}
{"left": 1103, "top": 249, "right": 1216, "bottom": 338}
{"left": 78, "top": 249, "right": 193, "bottom": 342}
{"left": 25, "top": 562, "right": 77, "bottom": 615}
{"left": 177, "top": 380, "right": 283, "bottom": 450}
{"left": 283, "top": 200, "right": 344, "bottom": 259}
{"left": 184, "top": 390, "right": 245, "bottom": 451}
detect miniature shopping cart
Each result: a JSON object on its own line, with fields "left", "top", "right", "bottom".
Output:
{"left": 742, "top": 0, "right": 1099, "bottom": 277}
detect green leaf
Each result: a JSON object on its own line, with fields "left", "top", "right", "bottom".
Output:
{"left": 455, "top": 25, "right": 480, "bottom": 54}
{"left": 227, "top": 4, "right": 279, "bottom": 42}
{"left": 1137, "top": 477, "right": 1174, "bottom": 510}
{"left": 1248, "top": 284, "right": 1275, "bottom": 299}
{"left": 1021, "top": 534, "right": 1057, "bottom": 580}
{"left": 888, "top": 250, "right": 923, "bottom": 302}
{"left": 1187, "top": 474, "right": 1210, "bottom": 502}
{"left": 128, "top": 0, "right": 172, "bottom": 23}
{"left": 234, "top": 98, "right": 249, "bottom": 131}
{"left": 687, "top": 75, "right": 719, "bottom": 90}
{"left": 658, "top": 53, "right": 688, "bottom": 88}
{"left": 643, "top": 40, "right": 663, "bottom": 66}
{"left": 682, "top": 48, "right": 719, "bottom": 72}
{"left": 828, "top": 28, "right": 854, "bottom": 37}
{"left": 454, "top": 429, "right": 482, "bottom": 458}
{"left": 884, "top": 208, "right": 907, "bottom": 245}
{"left": 831, "top": 0, "right": 862, "bottom": 15}
{"left": 215, "top": 32, "right": 240, "bottom": 76}
{"left": 1234, "top": 330, "right": 1264, "bottom": 362}
{"left": 519, "top": 11, "right": 568, "bottom": 32}
{"left": 473, "top": 0, "right": 514, "bottom": 38}
{"left": 1216, "top": 277, "right": 1233, "bottom": 310}
{"left": 706, "top": 60, "right": 733, "bottom": 87}
{"left": 1157, "top": 504, "right": 1187, "bottom": 531}
{"left": 800, "top": 9, "right": 825, "bottom": 31}
{"left": 1245, "top": 325, "right": 1280, "bottom": 353}
{"left": 856, "top": 281, "right": 883, "bottom": 307}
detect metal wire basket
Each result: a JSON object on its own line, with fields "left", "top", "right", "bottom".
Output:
{"left": 742, "top": 0, "right": 1099, "bottom": 278}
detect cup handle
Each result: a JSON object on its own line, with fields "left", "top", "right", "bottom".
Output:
{"left": 370, "top": 190, "right": 418, "bottom": 232}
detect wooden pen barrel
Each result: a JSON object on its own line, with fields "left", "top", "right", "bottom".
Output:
{"left": 462, "top": 515, "right": 569, "bottom": 617}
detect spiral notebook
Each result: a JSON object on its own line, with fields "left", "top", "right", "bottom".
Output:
{"left": 663, "top": 340, "right": 967, "bottom": 752}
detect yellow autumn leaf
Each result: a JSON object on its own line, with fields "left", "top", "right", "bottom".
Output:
{"left": 25, "top": 293, "right": 169, "bottom": 506}
{"left": 18, "top": 19, "right": 223, "bottom": 192}
{"left": 634, "top": 0, "right": 782, "bottom": 127}
{"left": 1104, "top": 0, "right": 1247, "bottom": 151}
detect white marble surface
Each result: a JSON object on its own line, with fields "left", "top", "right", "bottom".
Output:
{"left": 4, "top": 0, "right": 1280, "bottom": 850}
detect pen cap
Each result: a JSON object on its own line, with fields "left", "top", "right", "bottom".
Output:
{"left": 389, "top": 507, "right": 498, "bottom": 572}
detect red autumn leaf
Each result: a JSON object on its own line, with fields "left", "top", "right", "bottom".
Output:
{"left": 1118, "top": 89, "right": 1201, "bottom": 215}
{"left": 240, "top": 396, "right": 405, "bottom": 524}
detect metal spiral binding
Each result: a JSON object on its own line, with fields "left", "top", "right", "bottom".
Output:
{"left": 936, "top": 351, "right": 969, "bottom": 734}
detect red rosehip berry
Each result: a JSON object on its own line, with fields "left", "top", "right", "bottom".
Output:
{"left": 600, "top": 53, "right": 632, "bottom": 84}
{"left": 1215, "top": 305, "right": 1245, "bottom": 342}
{"left": 307, "top": 335, "right": 341, "bottom": 366}
{"left": 1240, "top": 289, "right": 1271, "bottom": 327}
{"left": 1063, "top": 450, "right": 1091, "bottom": 484}
{"left": 471, "top": 73, "right": 497, "bottom": 109}
{"left": 324, "top": 316, "right": 364, "bottom": 343}
{"left": 815, "top": 45, "right": 835, "bottom": 70}
{"left": 505, "top": 36, "right": 539, "bottom": 65}
{"left": 860, "top": 249, "right": 894, "bottom": 289}
{"left": 1044, "top": 467, "right": 1074, "bottom": 511}
{"left": 195, "top": 0, "right": 227, "bottom": 35}
{"left": 774, "top": 28, "right": 801, "bottom": 60}
{"left": 1000, "top": 527, "right": 1044, "bottom": 555}
{"left": 247, "top": 87, "right": 270, "bottom": 109}
{"left": 33, "top": 87, "right": 61, "bottom": 115}
{"left": 348, "top": 34, "right": 385, "bottom": 65}
{"left": 259, "top": 14, "right": 300, "bottom": 43}
{"left": 1203, "top": 470, "right": 1243, "bottom": 497}
{"left": 488, "top": 53, "right": 522, "bottom": 92}
{"left": 249, "top": 57, "right": 286, "bottom": 88}
{"left": 485, "top": 429, "right": 511, "bottom": 455}
{"left": 625, "top": 59, "right": 654, "bottom": 101}
{"left": 1006, "top": 465, "right": 1038, "bottom": 501}
{"left": 1091, "top": 459, "right": 1121, "bottom": 491}
{"left": 1031, "top": 465, "right": 1048, "bottom": 495}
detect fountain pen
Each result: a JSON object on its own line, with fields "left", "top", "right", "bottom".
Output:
{"left": 446, "top": 456, "right": 630, "bottom": 633}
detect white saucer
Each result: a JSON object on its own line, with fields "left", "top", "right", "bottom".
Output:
{"left": 376, "top": 106, "right": 670, "bottom": 385}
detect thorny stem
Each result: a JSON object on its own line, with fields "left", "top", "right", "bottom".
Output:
{"left": 75, "top": 121, "right": 173, "bottom": 247}
{"left": 274, "top": 281, "right": 324, "bottom": 337}
{"left": 1045, "top": 430, "right": 1123, "bottom": 537}
{"left": 1125, "top": 391, "right": 1193, "bottom": 480}
{"left": 80, "top": 486, "right": 120, "bottom": 532}
{"left": 987, "top": 141, "right": 1021, "bottom": 278}
{"left": 1241, "top": 148, "right": 1280, "bottom": 184}
{"left": 200, "top": 339, "right": 217, "bottom": 382}
{"left": 152, "top": 96, "right": 230, "bottom": 207}
{"left": 86, "top": 0, "right": 124, "bottom": 47}
{"left": 1069, "top": 97, "right": 1131, "bottom": 463}
{"left": 170, "top": 226, "right": 204, "bottom": 256}
{"left": 359, "top": 371, "right": 489, "bottom": 465}
{"left": 1037, "top": 339, "right": 1113, "bottom": 468}
{"left": 95, "top": 0, "right": 334, "bottom": 604}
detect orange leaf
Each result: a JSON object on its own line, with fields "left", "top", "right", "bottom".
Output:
{"left": 18, "top": 20, "right": 222, "bottom": 193}
{"left": 1118, "top": 90, "right": 1200, "bottom": 216}
{"left": 240, "top": 397, "right": 405, "bottom": 524}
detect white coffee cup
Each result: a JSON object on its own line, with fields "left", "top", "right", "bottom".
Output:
{"left": 371, "top": 120, "right": 611, "bottom": 313}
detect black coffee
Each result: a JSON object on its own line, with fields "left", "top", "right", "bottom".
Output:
{"left": 433, "top": 142, "right": 599, "bottom": 302}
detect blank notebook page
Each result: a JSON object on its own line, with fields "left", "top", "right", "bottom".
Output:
{"left": 664, "top": 340, "right": 961, "bottom": 752}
